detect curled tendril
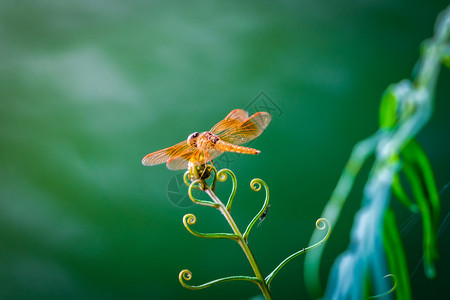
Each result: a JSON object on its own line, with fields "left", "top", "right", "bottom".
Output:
{"left": 217, "top": 170, "right": 228, "bottom": 181}
{"left": 179, "top": 269, "right": 260, "bottom": 290}
{"left": 183, "top": 214, "right": 238, "bottom": 240}
{"left": 243, "top": 178, "right": 270, "bottom": 241}
{"left": 251, "top": 179, "right": 262, "bottom": 192}
{"left": 265, "top": 218, "right": 331, "bottom": 286}
{"left": 179, "top": 269, "right": 196, "bottom": 289}
{"left": 369, "top": 274, "right": 397, "bottom": 299}
{"left": 186, "top": 180, "right": 219, "bottom": 208}
{"left": 216, "top": 169, "right": 237, "bottom": 211}
{"left": 310, "top": 218, "right": 332, "bottom": 249}
{"left": 184, "top": 213, "right": 197, "bottom": 225}
{"left": 180, "top": 269, "right": 192, "bottom": 280}
{"left": 316, "top": 218, "right": 330, "bottom": 231}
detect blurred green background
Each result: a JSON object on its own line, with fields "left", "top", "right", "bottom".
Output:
{"left": 1, "top": 0, "right": 449, "bottom": 299}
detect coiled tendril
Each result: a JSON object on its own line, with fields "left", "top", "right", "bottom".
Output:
{"left": 183, "top": 213, "right": 238, "bottom": 240}
{"left": 179, "top": 269, "right": 260, "bottom": 290}
{"left": 178, "top": 167, "right": 330, "bottom": 299}
{"left": 251, "top": 180, "right": 262, "bottom": 191}
{"left": 184, "top": 213, "right": 196, "bottom": 225}
{"left": 243, "top": 178, "right": 270, "bottom": 241}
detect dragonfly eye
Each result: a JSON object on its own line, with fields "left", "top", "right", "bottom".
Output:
{"left": 187, "top": 132, "right": 199, "bottom": 146}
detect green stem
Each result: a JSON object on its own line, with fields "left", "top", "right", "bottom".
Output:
{"left": 205, "top": 187, "right": 273, "bottom": 300}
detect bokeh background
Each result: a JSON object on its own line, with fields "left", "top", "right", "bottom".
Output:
{"left": 1, "top": 1, "right": 449, "bottom": 299}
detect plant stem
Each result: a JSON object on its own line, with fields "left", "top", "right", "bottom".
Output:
{"left": 205, "top": 187, "right": 273, "bottom": 300}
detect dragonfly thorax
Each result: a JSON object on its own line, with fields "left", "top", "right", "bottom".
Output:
{"left": 187, "top": 131, "right": 219, "bottom": 150}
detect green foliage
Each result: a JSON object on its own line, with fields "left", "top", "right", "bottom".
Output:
{"left": 383, "top": 210, "right": 411, "bottom": 300}
{"left": 400, "top": 140, "right": 440, "bottom": 278}
{"left": 305, "top": 6, "right": 449, "bottom": 299}
{"left": 379, "top": 86, "right": 398, "bottom": 129}
{"left": 160, "top": 6, "right": 449, "bottom": 300}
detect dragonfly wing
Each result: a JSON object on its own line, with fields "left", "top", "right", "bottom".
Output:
{"left": 218, "top": 111, "right": 271, "bottom": 145}
{"left": 224, "top": 109, "right": 249, "bottom": 122}
{"left": 210, "top": 109, "right": 249, "bottom": 134}
{"left": 142, "top": 140, "right": 193, "bottom": 166}
{"left": 166, "top": 149, "right": 203, "bottom": 170}
{"left": 166, "top": 156, "right": 191, "bottom": 170}
{"left": 207, "top": 148, "right": 224, "bottom": 161}
{"left": 167, "top": 148, "right": 224, "bottom": 170}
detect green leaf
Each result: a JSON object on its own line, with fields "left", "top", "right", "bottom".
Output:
{"left": 383, "top": 209, "right": 412, "bottom": 300}
{"left": 401, "top": 160, "right": 437, "bottom": 278}
{"left": 402, "top": 140, "right": 440, "bottom": 230}
{"left": 392, "top": 174, "right": 419, "bottom": 212}
{"left": 379, "top": 86, "right": 398, "bottom": 129}
{"left": 443, "top": 54, "right": 450, "bottom": 68}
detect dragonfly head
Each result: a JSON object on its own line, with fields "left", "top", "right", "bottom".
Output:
{"left": 187, "top": 132, "right": 199, "bottom": 147}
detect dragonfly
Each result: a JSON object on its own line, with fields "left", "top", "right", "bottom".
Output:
{"left": 141, "top": 109, "right": 271, "bottom": 171}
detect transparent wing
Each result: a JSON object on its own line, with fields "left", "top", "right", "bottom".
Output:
{"left": 166, "top": 149, "right": 199, "bottom": 170}
{"left": 166, "top": 157, "right": 190, "bottom": 170}
{"left": 215, "top": 111, "right": 271, "bottom": 145}
{"left": 210, "top": 109, "right": 249, "bottom": 134}
{"left": 206, "top": 148, "right": 224, "bottom": 161}
{"left": 224, "top": 109, "right": 249, "bottom": 122}
{"left": 142, "top": 140, "right": 193, "bottom": 166}
{"left": 166, "top": 149, "right": 224, "bottom": 170}
{"left": 166, "top": 156, "right": 190, "bottom": 170}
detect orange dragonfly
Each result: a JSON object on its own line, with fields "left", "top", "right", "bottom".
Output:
{"left": 142, "top": 109, "right": 271, "bottom": 171}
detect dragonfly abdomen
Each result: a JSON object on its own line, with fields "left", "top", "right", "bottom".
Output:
{"left": 216, "top": 140, "right": 260, "bottom": 155}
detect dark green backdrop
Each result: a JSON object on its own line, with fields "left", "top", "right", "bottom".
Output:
{"left": 1, "top": 1, "right": 449, "bottom": 299}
